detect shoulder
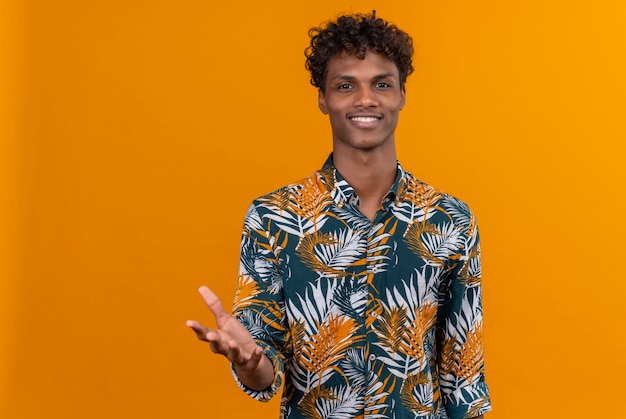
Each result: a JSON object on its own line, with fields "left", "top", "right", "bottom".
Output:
{"left": 399, "top": 169, "right": 476, "bottom": 228}
{"left": 247, "top": 170, "right": 326, "bottom": 214}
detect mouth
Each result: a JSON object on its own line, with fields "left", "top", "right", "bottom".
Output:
{"left": 349, "top": 115, "right": 382, "bottom": 123}
{"left": 348, "top": 115, "right": 383, "bottom": 125}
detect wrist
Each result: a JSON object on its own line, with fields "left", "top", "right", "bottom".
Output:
{"left": 234, "top": 354, "right": 274, "bottom": 391}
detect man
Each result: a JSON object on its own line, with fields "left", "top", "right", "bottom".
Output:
{"left": 187, "top": 12, "right": 491, "bottom": 419}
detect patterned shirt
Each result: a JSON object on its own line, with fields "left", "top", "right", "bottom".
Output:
{"left": 231, "top": 155, "right": 491, "bottom": 419}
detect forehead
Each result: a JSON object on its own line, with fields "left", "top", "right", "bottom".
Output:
{"left": 326, "top": 49, "right": 400, "bottom": 79}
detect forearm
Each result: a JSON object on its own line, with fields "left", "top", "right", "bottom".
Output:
{"left": 234, "top": 353, "right": 274, "bottom": 391}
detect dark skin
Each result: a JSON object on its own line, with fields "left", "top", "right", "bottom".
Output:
{"left": 317, "top": 49, "right": 404, "bottom": 221}
{"left": 186, "top": 286, "right": 273, "bottom": 390}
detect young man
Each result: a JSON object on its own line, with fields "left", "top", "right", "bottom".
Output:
{"left": 187, "top": 13, "right": 491, "bottom": 419}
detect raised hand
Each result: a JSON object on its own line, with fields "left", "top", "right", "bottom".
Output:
{"left": 186, "top": 286, "right": 274, "bottom": 390}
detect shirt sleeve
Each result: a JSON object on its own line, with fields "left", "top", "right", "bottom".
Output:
{"left": 230, "top": 204, "right": 289, "bottom": 402}
{"left": 437, "top": 203, "right": 492, "bottom": 419}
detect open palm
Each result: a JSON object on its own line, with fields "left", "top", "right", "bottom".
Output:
{"left": 186, "top": 286, "right": 273, "bottom": 390}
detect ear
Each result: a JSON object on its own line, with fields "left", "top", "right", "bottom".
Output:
{"left": 399, "top": 86, "right": 406, "bottom": 110}
{"left": 318, "top": 89, "right": 328, "bottom": 114}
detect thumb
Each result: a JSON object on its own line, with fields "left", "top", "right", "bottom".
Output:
{"left": 198, "top": 286, "right": 230, "bottom": 324}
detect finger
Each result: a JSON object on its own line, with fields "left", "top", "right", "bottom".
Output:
{"left": 226, "top": 340, "right": 243, "bottom": 364}
{"left": 198, "top": 286, "right": 230, "bottom": 323}
{"left": 186, "top": 320, "right": 212, "bottom": 342}
{"left": 228, "top": 341, "right": 263, "bottom": 368}
{"left": 248, "top": 346, "right": 264, "bottom": 368}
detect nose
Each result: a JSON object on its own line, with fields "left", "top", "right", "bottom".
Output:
{"left": 354, "top": 86, "right": 377, "bottom": 108}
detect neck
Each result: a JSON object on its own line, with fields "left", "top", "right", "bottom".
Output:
{"left": 332, "top": 147, "right": 398, "bottom": 209}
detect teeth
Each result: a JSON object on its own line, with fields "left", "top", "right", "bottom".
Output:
{"left": 351, "top": 116, "right": 378, "bottom": 122}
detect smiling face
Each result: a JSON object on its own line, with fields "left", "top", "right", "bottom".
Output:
{"left": 318, "top": 49, "right": 406, "bottom": 156}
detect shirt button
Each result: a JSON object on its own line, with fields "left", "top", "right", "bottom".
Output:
{"left": 369, "top": 354, "right": 376, "bottom": 362}
{"left": 371, "top": 311, "right": 378, "bottom": 318}
{"left": 371, "top": 266, "right": 380, "bottom": 274}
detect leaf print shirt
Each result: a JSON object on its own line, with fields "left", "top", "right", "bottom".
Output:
{"left": 231, "top": 155, "right": 491, "bottom": 419}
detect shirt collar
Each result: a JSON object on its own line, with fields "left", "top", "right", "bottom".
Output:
{"left": 320, "top": 154, "right": 406, "bottom": 207}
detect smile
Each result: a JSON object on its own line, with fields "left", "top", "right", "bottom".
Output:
{"left": 349, "top": 116, "right": 381, "bottom": 122}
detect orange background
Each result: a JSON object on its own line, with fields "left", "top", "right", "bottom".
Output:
{"left": 2, "top": 1, "right": 625, "bottom": 417}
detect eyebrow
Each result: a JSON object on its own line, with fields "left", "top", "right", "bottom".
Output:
{"left": 333, "top": 73, "right": 396, "bottom": 82}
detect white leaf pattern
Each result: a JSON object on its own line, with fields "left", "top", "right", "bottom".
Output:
{"left": 231, "top": 157, "right": 491, "bottom": 419}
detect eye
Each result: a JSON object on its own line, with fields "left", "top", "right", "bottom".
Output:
{"left": 337, "top": 83, "right": 352, "bottom": 90}
{"left": 374, "top": 81, "right": 391, "bottom": 88}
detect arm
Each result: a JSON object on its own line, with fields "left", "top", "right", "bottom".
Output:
{"left": 187, "top": 286, "right": 274, "bottom": 390}
{"left": 437, "top": 198, "right": 491, "bottom": 418}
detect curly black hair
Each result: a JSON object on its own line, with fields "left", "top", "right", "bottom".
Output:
{"left": 305, "top": 12, "right": 414, "bottom": 92}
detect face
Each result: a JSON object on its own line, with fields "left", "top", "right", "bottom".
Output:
{"left": 318, "top": 49, "right": 406, "bottom": 155}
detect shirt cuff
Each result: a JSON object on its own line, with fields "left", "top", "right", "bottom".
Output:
{"left": 443, "top": 380, "right": 491, "bottom": 419}
{"left": 230, "top": 340, "right": 284, "bottom": 402}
